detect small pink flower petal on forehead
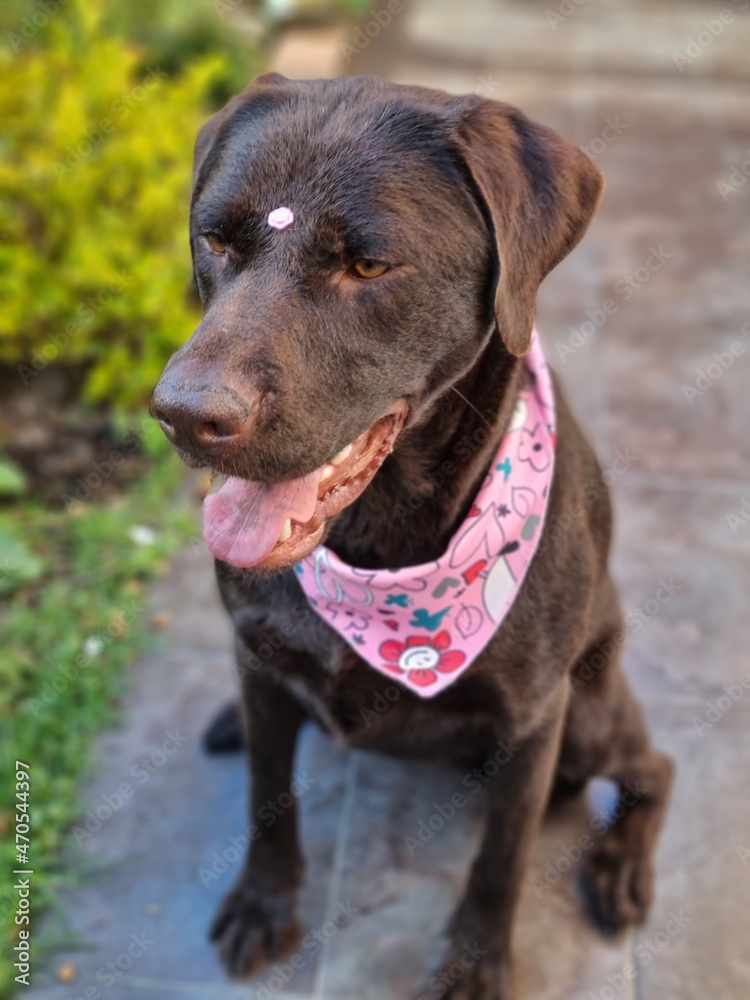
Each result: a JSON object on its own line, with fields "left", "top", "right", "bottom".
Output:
{"left": 267, "top": 206, "right": 294, "bottom": 230}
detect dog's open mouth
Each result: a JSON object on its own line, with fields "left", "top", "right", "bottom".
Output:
{"left": 203, "top": 401, "right": 408, "bottom": 570}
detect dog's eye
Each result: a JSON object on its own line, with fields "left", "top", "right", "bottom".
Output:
{"left": 350, "top": 259, "right": 389, "bottom": 279}
{"left": 204, "top": 233, "right": 227, "bottom": 255}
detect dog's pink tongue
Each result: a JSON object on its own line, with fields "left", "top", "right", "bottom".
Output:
{"left": 203, "top": 470, "right": 321, "bottom": 567}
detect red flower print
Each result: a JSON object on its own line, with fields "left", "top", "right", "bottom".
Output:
{"left": 379, "top": 630, "right": 466, "bottom": 687}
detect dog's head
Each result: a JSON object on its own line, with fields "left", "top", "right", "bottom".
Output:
{"left": 151, "top": 75, "right": 602, "bottom": 572}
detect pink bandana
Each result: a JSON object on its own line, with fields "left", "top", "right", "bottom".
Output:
{"left": 295, "top": 329, "right": 555, "bottom": 698}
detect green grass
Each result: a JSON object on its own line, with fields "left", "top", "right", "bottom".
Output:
{"left": 0, "top": 422, "right": 197, "bottom": 995}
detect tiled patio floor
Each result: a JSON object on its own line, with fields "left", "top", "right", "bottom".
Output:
{"left": 28, "top": 2, "right": 750, "bottom": 998}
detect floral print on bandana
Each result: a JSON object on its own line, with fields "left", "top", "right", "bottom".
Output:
{"left": 379, "top": 630, "right": 466, "bottom": 687}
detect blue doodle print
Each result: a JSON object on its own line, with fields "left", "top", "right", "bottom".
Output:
{"left": 409, "top": 606, "right": 451, "bottom": 631}
{"left": 496, "top": 457, "right": 512, "bottom": 481}
{"left": 385, "top": 593, "right": 410, "bottom": 607}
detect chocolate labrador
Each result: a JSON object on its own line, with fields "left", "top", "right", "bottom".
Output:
{"left": 151, "top": 74, "right": 673, "bottom": 999}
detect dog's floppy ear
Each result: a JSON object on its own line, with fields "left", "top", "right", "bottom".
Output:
{"left": 450, "top": 99, "right": 604, "bottom": 357}
{"left": 192, "top": 72, "right": 290, "bottom": 196}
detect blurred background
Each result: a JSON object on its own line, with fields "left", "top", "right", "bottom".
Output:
{"left": 1, "top": 1, "right": 748, "bottom": 998}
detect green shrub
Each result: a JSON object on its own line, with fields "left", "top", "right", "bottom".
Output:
{"left": 0, "top": 426, "right": 197, "bottom": 995}
{"left": 0, "top": 0, "right": 240, "bottom": 406}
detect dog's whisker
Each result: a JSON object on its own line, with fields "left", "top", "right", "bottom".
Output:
{"left": 448, "top": 384, "right": 495, "bottom": 431}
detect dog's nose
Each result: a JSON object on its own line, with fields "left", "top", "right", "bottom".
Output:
{"left": 150, "top": 383, "right": 252, "bottom": 458}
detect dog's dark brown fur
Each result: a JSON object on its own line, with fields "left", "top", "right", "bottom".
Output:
{"left": 152, "top": 75, "right": 673, "bottom": 999}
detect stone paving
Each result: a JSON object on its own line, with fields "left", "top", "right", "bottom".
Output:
{"left": 27, "top": 1, "right": 750, "bottom": 998}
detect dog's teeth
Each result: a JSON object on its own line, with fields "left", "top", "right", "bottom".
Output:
{"left": 331, "top": 444, "right": 353, "bottom": 466}
{"left": 321, "top": 463, "right": 335, "bottom": 480}
{"left": 278, "top": 519, "right": 292, "bottom": 543}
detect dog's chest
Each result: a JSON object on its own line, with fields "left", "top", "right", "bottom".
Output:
{"left": 223, "top": 570, "right": 504, "bottom": 759}
{"left": 285, "top": 658, "right": 495, "bottom": 762}
{"left": 273, "top": 619, "right": 500, "bottom": 760}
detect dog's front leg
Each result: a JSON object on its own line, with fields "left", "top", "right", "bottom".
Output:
{"left": 428, "top": 685, "right": 568, "bottom": 1000}
{"left": 210, "top": 640, "right": 307, "bottom": 976}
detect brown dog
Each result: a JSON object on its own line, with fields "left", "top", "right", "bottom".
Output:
{"left": 151, "top": 74, "right": 673, "bottom": 999}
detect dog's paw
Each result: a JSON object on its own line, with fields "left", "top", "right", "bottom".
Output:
{"left": 209, "top": 880, "right": 301, "bottom": 976}
{"left": 580, "top": 836, "right": 653, "bottom": 935}
{"left": 417, "top": 945, "right": 509, "bottom": 1000}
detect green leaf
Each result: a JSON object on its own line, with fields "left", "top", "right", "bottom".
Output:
{"left": 0, "top": 525, "right": 45, "bottom": 594}
{"left": 0, "top": 458, "right": 26, "bottom": 497}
